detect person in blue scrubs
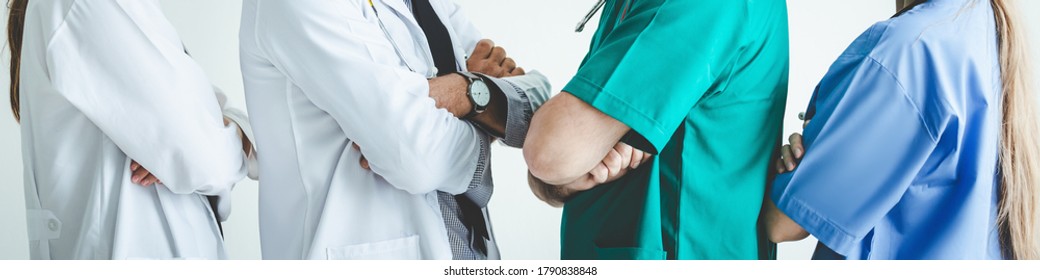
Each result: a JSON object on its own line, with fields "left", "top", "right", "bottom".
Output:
{"left": 762, "top": 0, "right": 1040, "bottom": 259}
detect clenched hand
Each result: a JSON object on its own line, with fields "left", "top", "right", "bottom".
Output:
{"left": 467, "top": 39, "right": 524, "bottom": 78}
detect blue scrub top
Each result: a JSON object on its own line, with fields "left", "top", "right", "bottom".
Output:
{"left": 772, "top": 0, "right": 1004, "bottom": 259}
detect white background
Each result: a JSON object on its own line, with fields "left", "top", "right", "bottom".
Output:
{"left": 1, "top": 0, "right": 1038, "bottom": 260}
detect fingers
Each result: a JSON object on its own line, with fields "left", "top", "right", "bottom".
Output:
{"left": 789, "top": 133, "right": 804, "bottom": 159}
{"left": 131, "top": 167, "right": 151, "bottom": 185}
{"left": 352, "top": 142, "right": 370, "bottom": 170}
{"left": 775, "top": 156, "right": 787, "bottom": 174}
{"left": 472, "top": 39, "right": 494, "bottom": 59}
{"left": 140, "top": 174, "right": 160, "bottom": 186}
{"left": 613, "top": 142, "right": 634, "bottom": 170}
{"left": 359, "top": 156, "right": 370, "bottom": 170}
{"left": 603, "top": 148, "right": 626, "bottom": 179}
{"left": 502, "top": 58, "right": 517, "bottom": 74}
{"left": 130, "top": 161, "right": 140, "bottom": 171}
{"left": 629, "top": 146, "right": 644, "bottom": 169}
{"left": 131, "top": 168, "right": 149, "bottom": 184}
{"left": 510, "top": 67, "right": 525, "bottom": 76}
{"left": 589, "top": 163, "right": 609, "bottom": 185}
{"left": 489, "top": 46, "right": 507, "bottom": 65}
{"left": 780, "top": 144, "right": 796, "bottom": 172}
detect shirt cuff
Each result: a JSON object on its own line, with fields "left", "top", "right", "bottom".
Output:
{"left": 475, "top": 72, "right": 548, "bottom": 148}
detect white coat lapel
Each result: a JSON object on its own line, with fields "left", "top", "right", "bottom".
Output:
{"left": 380, "top": 0, "right": 467, "bottom": 75}
{"left": 376, "top": 0, "right": 439, "bottom": 77}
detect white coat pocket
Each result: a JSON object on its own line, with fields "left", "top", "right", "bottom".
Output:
{"left": 325, "top": 235, "right": 421, "bottom": 260}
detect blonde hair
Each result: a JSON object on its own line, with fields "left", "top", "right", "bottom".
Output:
{"left": 991, "top": 0, "right": 1040, "bottom": 260}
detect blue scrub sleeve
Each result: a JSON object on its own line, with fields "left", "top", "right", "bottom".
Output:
{"left": 771, "top": 57, "right": 939, "bottom": 256}
{"left": 562, "top": 0, "right": 747, "bottom": 152}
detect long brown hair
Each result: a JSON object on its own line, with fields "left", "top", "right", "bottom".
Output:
{"left": 898, "top": 0, "right": 1040, "bottom": 259}
{"left": 8, "top": 0, "right": 27, "bottom": 122}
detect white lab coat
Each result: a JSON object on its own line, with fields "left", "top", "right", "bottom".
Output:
{"left": 241, "top": 0, "right": 531, "bottom": 259}
{"left": 19, "top": 0, "right": 255, "bottom": 259}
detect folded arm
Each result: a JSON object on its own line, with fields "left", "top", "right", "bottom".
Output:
{"left": 524, "top": 93, "right": 631, "bottom": 185}
{"left": 50, "top": 1, "right": 246, "bottom": 195}
{"left": 252, "top": 1, "right": 484, "bottom": 195}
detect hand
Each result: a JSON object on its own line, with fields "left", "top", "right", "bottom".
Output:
{"left": 529, "top": 143, "right": 652, "bottom": 207}
{"left": 466, "top": 39, "right": 524, "bottom": 78}
{"left": 557, "top": 142, "right": 652, "bottom": 195}
{"left": 353, "top": 143, "right": 371, "bottom": 170}
{"left": 775, "top": 132, "right": 804, "bottom": 174}
{"left": 130, "top": 160, "right": 162, "bottom": 186}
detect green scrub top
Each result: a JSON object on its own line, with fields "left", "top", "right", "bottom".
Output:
{"left": 561, "top": 0, "right": 789, "bottom": 259}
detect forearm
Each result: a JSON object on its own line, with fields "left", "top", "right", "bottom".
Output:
{"left": 428, "top": 73, "right": 509, "bottom": 136}
{"left": 524, "top": 92, "right": 629, "bottom": 185}
{"left": 763, "top": 198, "right": 809, "bottom": 243}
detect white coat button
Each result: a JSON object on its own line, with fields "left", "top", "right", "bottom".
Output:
{"left": 48, "top": 219, "right": 59, "bottom": 231}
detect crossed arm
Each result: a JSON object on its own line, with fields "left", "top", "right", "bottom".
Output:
{"left": 522, "top": 93, "right": 651, "bottom": 207}
{"left": 355, "top": 39, "right": 538, "bottom": 169}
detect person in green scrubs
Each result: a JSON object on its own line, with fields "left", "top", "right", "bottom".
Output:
{"left": 523, "top": 0, "right": 789, "bottom": 259}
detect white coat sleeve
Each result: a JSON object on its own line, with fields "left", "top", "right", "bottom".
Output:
{"left": 249, "top": 0, "right": 482, "bottom": 195}
{"left": 44, "top": 1, "right": 246, "bottom": 195}
{"left": 211, "top": 86, "right": 256, "bottom": 222}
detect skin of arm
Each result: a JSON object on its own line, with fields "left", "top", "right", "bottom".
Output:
{"left": 427, "top": 39, "right": 524, "bottom": 136}
{"left": 763, "top": 198, "right": 810, "bottom": 243}
{"left": 427, "top": 73, "right": 508, "bottom": 136}
{"left": 523, "top": 92, "right": 631, "bottom": 185}
{"left": 355, "top": 40, "right": 525, "bottom": 169}
{"left": 528, "top": 142, "right": 650, "bottom": 206}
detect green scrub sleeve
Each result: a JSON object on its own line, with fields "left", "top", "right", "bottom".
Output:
{"left": 563, "top": 0, "right": 748, "bottom": 152}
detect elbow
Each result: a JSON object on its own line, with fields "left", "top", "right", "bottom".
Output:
{"left": 164, "top": 178, "right": 236, "bottom": 196}
{"left": 170, "top": 165, "right": 242, "bottom": 195}
{"left": 384, "top": 156, "right": 462, "bottom": 195}
{"left": 524, "top": 145, "right": 583, "bottom": 185}
{"left": 161, "top": 154, "right": 245, "bottom": 196}
{"left": 387, "top": 165, "right": 442, "bottom": 195}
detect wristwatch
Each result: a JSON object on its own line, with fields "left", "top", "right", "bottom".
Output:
{"left": 457, "top": 72, "right": 491, "bottom": 119}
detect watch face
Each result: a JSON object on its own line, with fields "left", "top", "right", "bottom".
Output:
{"left": 471, "top": 80, "right": 491, "bottom": 107}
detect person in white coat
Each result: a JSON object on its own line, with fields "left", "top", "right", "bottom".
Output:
{"left": 240, "top": 0, "right": 552, "bottom": 259}
{"left": 8, "top": 0, "right": 257, "bottom": 259}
